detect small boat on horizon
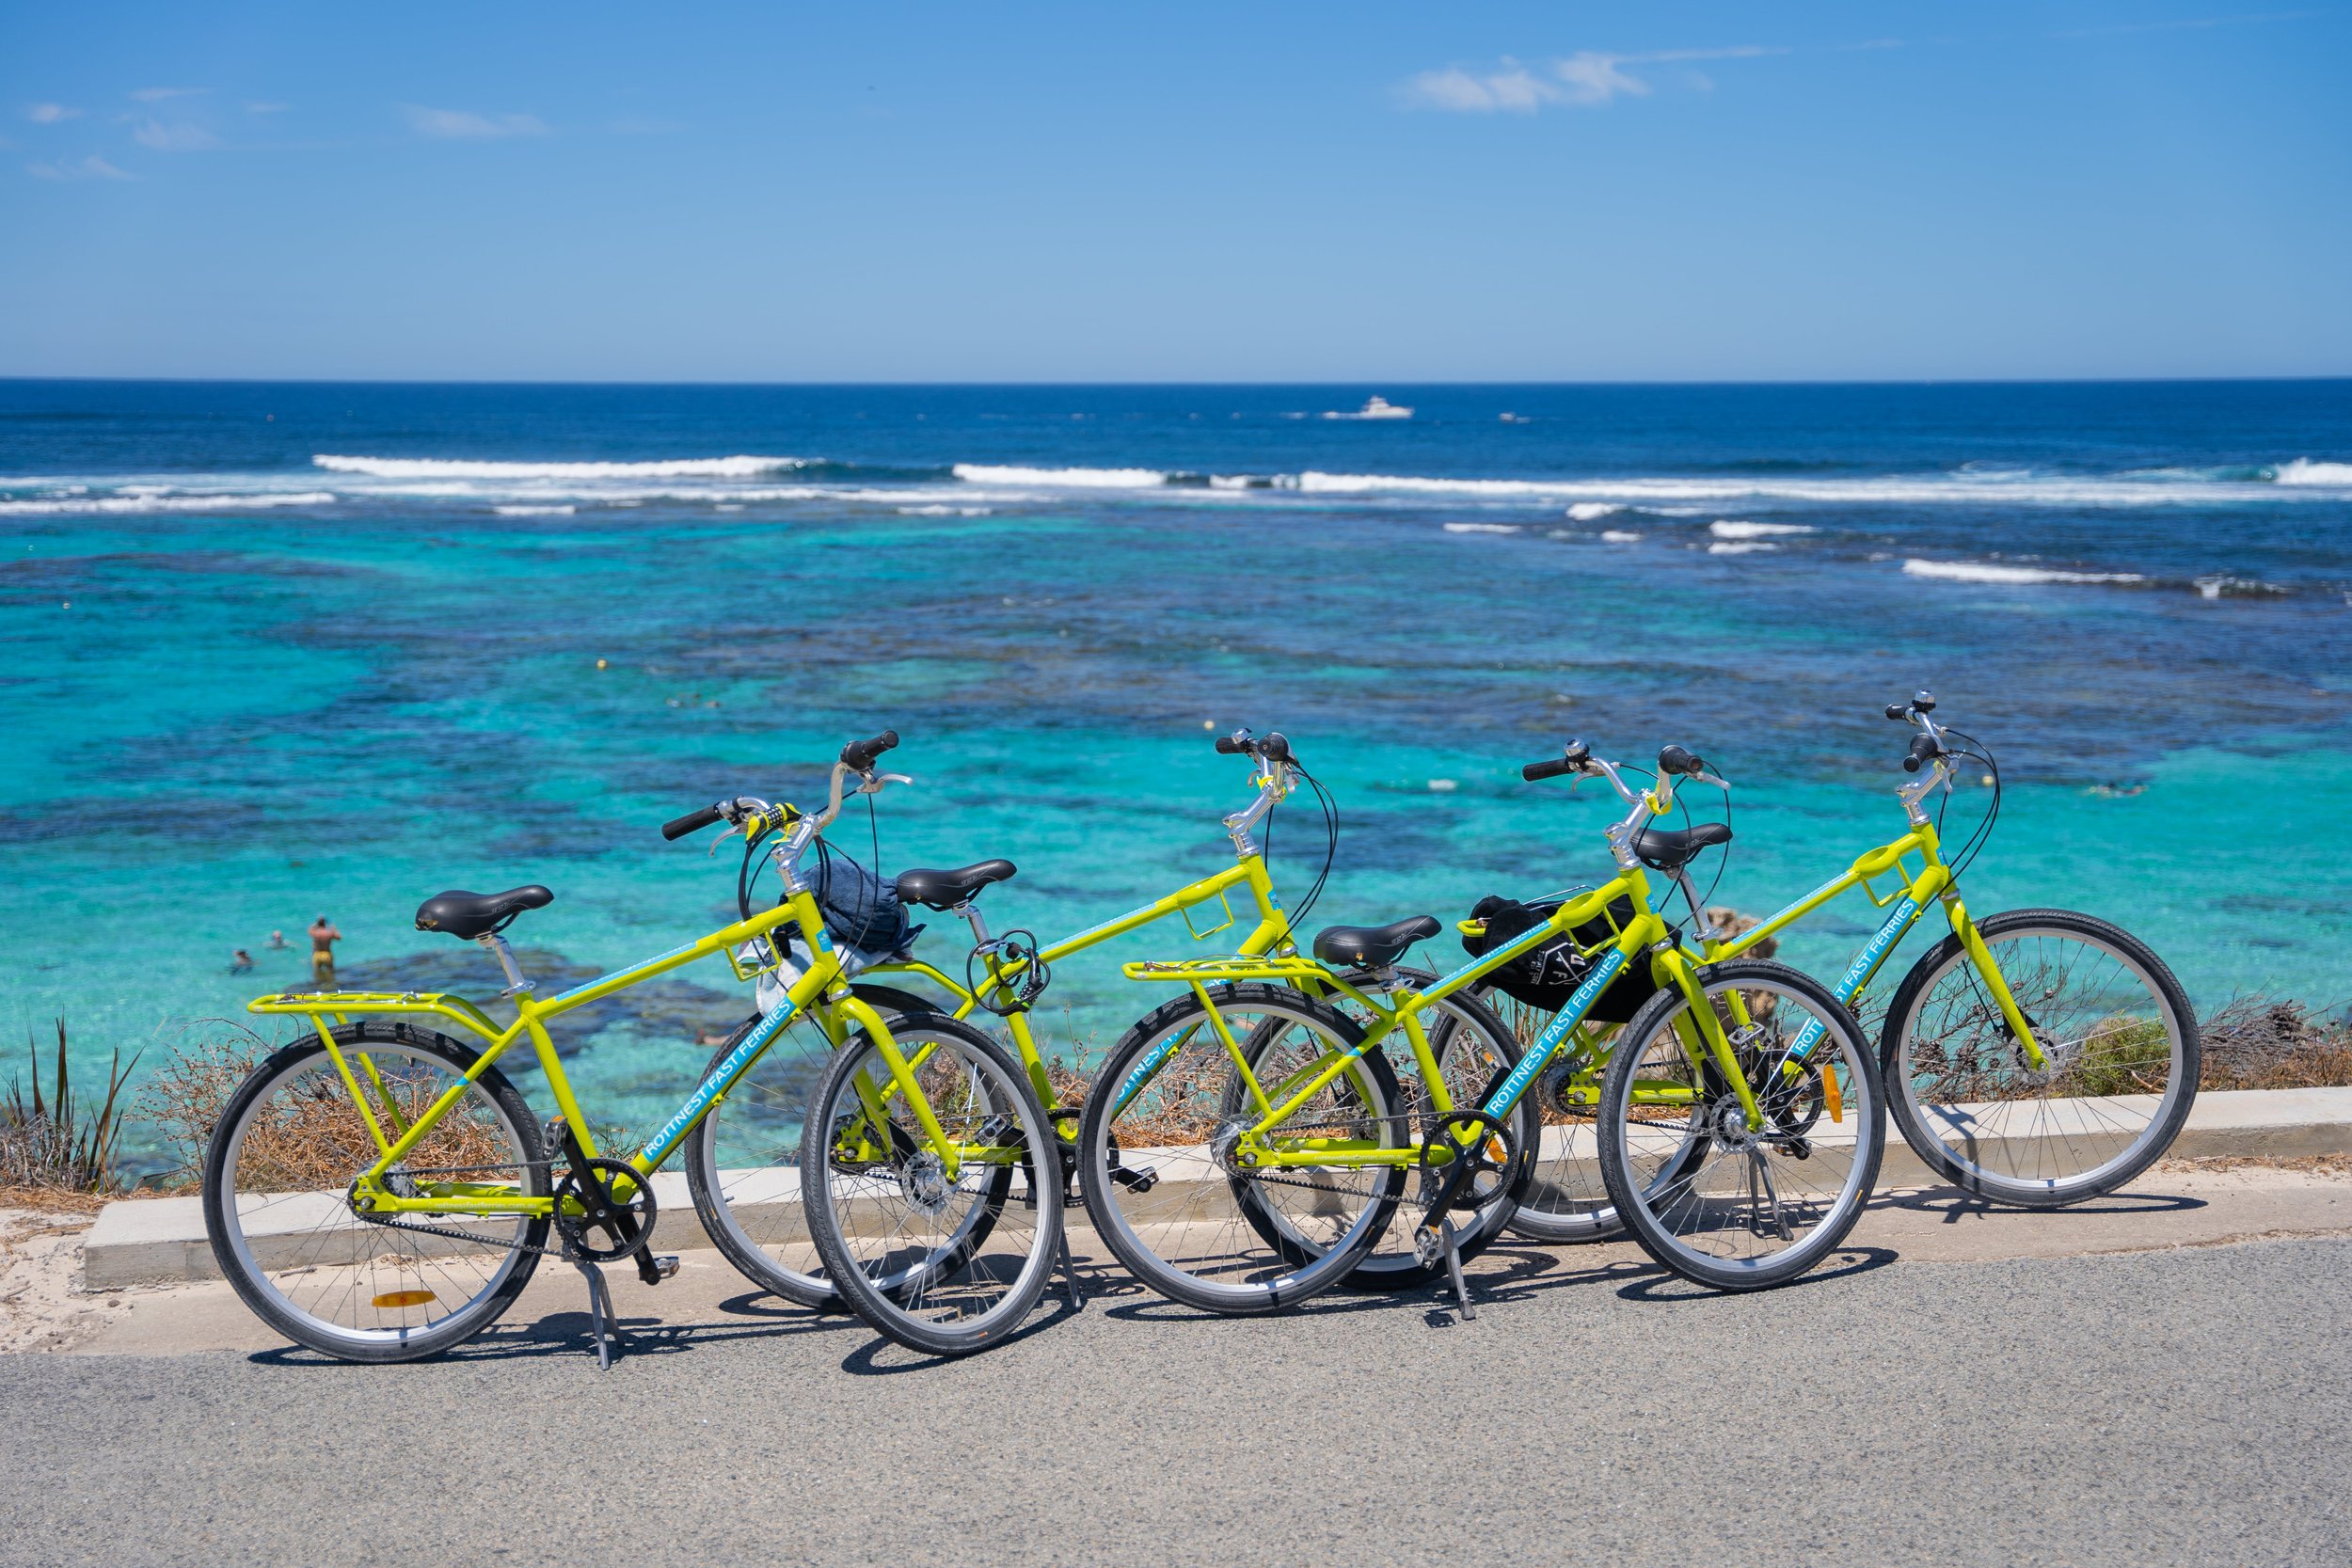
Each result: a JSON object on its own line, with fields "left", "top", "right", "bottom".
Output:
{"left": 1324, "top": 395, "right": 1413, "bottom": 420}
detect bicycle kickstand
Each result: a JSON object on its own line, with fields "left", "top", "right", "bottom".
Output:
{"left": 1055, "top": 1209, "right": 1086, "bottom": 1311}
{"left": 1416, "top": 1218, "right": 1477, "bottom": 1322}
{"left": 571, "top": 1253, "right": 623, "bottom": 1370}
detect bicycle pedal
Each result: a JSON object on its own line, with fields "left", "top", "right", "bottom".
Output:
{"left": 650, "top": 1254, "right": 679, "bottom": 1281}
{"left": 1110, "top": 1164, "right": 1159, "bottom": 1195}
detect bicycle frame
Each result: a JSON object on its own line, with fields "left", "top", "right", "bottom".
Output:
{"left": 1695, "top": 783, "right": 2046, "bottom": 1070}
{"left": 868, "top": 853, "right": 1295, "bottom": 1101}
{"left": 1117, "top": 839, "right": 1772, "bottom": 1175}
{"left": 246, "top": 881, "right": 995, "bottom": 1222}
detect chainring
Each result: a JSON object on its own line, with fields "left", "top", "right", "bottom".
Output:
{"left": 553, "top": 1156, "right": 658, "bottom": 1263}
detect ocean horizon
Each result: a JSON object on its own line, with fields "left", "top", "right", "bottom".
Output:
{"left": 6, "top": 376, "right": 2347, "bottom": 1175}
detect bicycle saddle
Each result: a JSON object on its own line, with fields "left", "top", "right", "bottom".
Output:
{"left": 1312, "top": 915, "right": 1441, "bottom": 969}
{"left": 414, "top": 885, "right": 553, "bottom": 940}
{"left": 1628, "top": 821, "right": 1732, "bottom": 870}
{"left": 893, "top": 860, "right": 1017, "bottom": 911}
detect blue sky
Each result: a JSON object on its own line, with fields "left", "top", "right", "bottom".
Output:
{"left": 3, "top": 2, "right": 2347, "bottom": 381}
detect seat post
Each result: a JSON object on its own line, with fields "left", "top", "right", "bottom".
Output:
{"left": 477, "top": 933, "right": 533, "bottom": 997}
{"left": 953, "top": 899, "right": 992, "bottom": 945}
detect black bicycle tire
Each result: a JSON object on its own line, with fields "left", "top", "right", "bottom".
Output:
{"left": 200, "top": 1021, "right": 548, "bottom": 1363}
{"left": 1879, "top": 907, "right": 2201, "bottom": 1207}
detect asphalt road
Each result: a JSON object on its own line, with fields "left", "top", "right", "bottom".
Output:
{"left": 4, "top": 1234, "right": 2348, "bottom": 1568}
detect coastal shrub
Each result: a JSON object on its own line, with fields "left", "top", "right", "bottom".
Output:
{"left": 2200, "top": 997, "right": 2352, "bottom": 1090}
{"left": 0, "top": 1022, "right": 138, "bottom": 1201}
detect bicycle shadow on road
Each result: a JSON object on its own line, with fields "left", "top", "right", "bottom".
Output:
{"left": 1878, "top": 1184, "right": 2206, "bottom": 1227}
{"left": 245, "top": 1288, "right": 864, "bottom": 1370}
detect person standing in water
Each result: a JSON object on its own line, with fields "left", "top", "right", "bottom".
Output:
{"left": 309, "top": 915, "right": 342, "bottom": 984}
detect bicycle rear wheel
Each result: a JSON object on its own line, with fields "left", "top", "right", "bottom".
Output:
{"left": 1597, "top": 960, "right": 1884, "bottom": 1291}
{"left": 801, "top": 1011, "right": 1061, "bottom": 1356}
{"left": 1079, "top": 983, "right": 1405, "bottom": 1314}
{"left": 1306, "top": 972, "right": 1536, "bottom": 1286}
{"left": 201, "top": 1022, "right": 547, "bottom": 1362}
{"left": 1881, "top": 908, "right": 2199, "bottom": 1207}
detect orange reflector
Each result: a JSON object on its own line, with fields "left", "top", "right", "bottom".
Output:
{"left": 372, "top": 1290, "right": 436, "bottom": 1308}
{"left": 1822, "top": 1067, "right": 1844, "bottom": 1124}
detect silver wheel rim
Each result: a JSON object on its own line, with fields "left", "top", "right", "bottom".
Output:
{"left": 1611, "top": 976, "right": 1876, "bottom": 1278}
{"left": 691, "top": 1017, "right": 838, "bottom": 1294}
{"left": 1894, "top": 926, "right": 2185, "bottom": 1198}
{"left": 1091, "top": 995, "right": 1398, "bottom": 1309}
{"left": 216, "top": 1041, "right": 532, "bottom": 1353}
{"left": 812, "top": 1029, "right": 1050, "bottom": 1339}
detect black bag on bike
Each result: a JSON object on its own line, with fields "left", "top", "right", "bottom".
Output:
{"left": 811, "top": 853, "right": 916, "bottom": 955}
{"left": 1460, "top": 894, "right": 1657, "bottom": 1024}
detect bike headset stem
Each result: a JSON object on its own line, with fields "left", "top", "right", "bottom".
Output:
{"left": 1570, "top": 749, "right": 1736, "bottom": 944}
{"left": 722, "top": 759, "right": 913, "bottom": 900}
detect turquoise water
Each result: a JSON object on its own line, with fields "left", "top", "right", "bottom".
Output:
{"left": 4, "top": 380, "right": 2347, "bottom": 1173}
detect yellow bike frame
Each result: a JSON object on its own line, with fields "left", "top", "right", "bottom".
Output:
{"left": 246, "top": 880, "right": 994, "bottom": 1222}
{"left": 1115, "top": 787, "right": 1772, "bottom": 1174}
{"left": 1697, "top": 807, "right": 2045, "bottom": 1071}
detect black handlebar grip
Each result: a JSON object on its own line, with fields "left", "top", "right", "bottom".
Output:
{"left": 1885, "top": 702, "right": 1911, "bottom": 721}
{"left": 1258, "top": 732, "right": 1292, "bottom": 764}
{"left": 1658, "top": 744, "right": 1703, "bottom": 777}
{"left": 1215, "top": 734, "right": 1248, "bottom": 755}
{"left": 1522, "top": 756, "right": 1576, "bottom": 782}
{"left": 663, "top": 803, "right": 724, "bottom": 841}
{"left": 1903, "top": 733, "right": 1941, "bottom": 773}
{"left": 840, "top": 729, "right": 899, "bottom": 771}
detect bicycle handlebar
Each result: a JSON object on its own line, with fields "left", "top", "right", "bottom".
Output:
{"left": 840, "top": 729, "right": 899, "bottom": 772}
{"left": 662, "top": 803, "right": 724, "bottom": 842}
{"left": 1215, "top": 728, "right": 1293, "bottom": 765}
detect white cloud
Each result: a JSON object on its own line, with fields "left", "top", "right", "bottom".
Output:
{"left": 26, "top": 153, "right": 133, "bottom": 181}
{"left": 26, "top": 103, "right": 82, "bottom": 123}
{"left": 130, "top": 87, "right": 209, "bottom": 102}
{"left": 405, "top": 105, "right": 548, "bottom": 140}
{"left": 1553, "top": 52, "right": 1653, "bottom": 106}
{"left": 132, "top": 118, "right": 221, "bottom": 151}
{"left": 1402, "top": 44, "right": 1787, "bottom": 113}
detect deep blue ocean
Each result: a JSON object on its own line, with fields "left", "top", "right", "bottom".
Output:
{"left": 4, "top": 379, "right": 2347, "bottom": 1174}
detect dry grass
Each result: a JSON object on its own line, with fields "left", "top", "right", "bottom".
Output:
{"left": 2199, "top": 996, "right": 2352, "bottom": 1091}
{"left": 0, "top": 1022, "right": 138, "bottom": 1199}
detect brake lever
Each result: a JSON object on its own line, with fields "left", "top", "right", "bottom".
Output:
{"left": 857, "top": 770, "right": 914, "bottom": 795}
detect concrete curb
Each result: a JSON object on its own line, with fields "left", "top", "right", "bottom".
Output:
{"left": 83, "top": 1085, "right": 2352, "bottom": 1288}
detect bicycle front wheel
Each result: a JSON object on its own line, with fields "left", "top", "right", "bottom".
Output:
{"left": 1597, "top": 960, "right": 1884, "bottom": 1291}
{"left": 685, "top": 1009, "right": 850, "bottom": 1310}
{"left": 800, "top": 1011, "right": 1062, "bottom": 1357}
{"left": 201, "top": 1022, "right": 547, "bottom": 1362}
{"left": 1472, "top": 985, "right": 1623, "bottom": 1243}
{"left": 1882, "top": 908, "right": 2199, "bottom": 1207}
{"left": 1079, "top": 983, "right": 1405, "bottom": 1314}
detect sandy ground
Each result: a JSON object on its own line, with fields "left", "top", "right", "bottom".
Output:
{"left": 6, "top": 1158, "right": 2351, "bottom": 1358}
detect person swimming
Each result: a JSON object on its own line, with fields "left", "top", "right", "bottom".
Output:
{"left": 266, "top": 929, "right": 289, "bottom": 950}
{"left": 230, "top": 948, "right": 254, "bottom": 974}
{"left": 309, "top": 915, "right": 342, "bottom": 983}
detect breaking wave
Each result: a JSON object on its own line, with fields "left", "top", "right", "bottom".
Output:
{"left": 1903, "top": 559, "right": 2144, "bottom": 586}
{"left": 314, "top": 454, "right": 802, "bottom": 479}
{"left": 0, "top": 490, "right": 339, "bottom": 515}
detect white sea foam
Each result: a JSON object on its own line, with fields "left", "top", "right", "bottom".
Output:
{"left": 1442, "top": 522, "right": 1521, "bottom": 534}
{"left": 1600, "top": 531, "right": 1642, "bottom": 543}
{"left": 952, "top": 463, "right": 1168, "bottom": 488}
{"left": 2274, "top": 458, "right": 2352, "bottom": 486}
{"left": 1903, "top": 559, "right": 2144, "bottom": 586}
{"left": 0, "top": 490, "right": 338, "bottom": 515}
{"left": 492, "top": 504, "right": 575, "bottom": 516}
{"left": 898, "top": 504, "right": 993, "bottom": 516}
{"left": 1708, "top": 541, "right": 1778, "bottom": 555}
{"left": 1709, "top": 520, "right": 1814, "bottom": 539}
{"left": 1566, "top": 502, "right": 1622, "bottom": 521}
{"left": 314, "top": 454, "right": 800, "bottom": 479}
{"left": 1292, "top": 469, "right": 2327, "bottom": 507}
